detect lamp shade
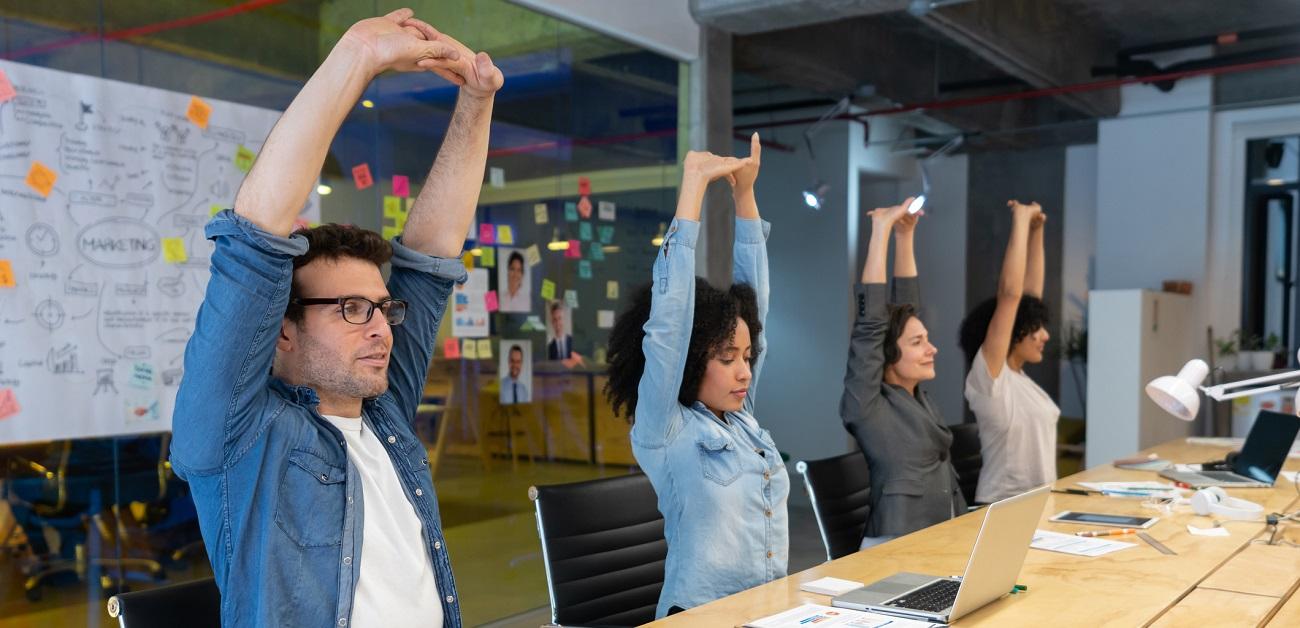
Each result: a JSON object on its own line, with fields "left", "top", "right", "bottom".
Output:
{"left": 1145, "top": 359, "right": 1209, "bottom": 422}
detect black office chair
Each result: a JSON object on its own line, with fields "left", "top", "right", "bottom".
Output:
{"left": 948, "top": 422, "right": 983, "bottom": 506}
{"left": 529, "top": 473, "right": 666, "bottom": 627}
{"left": 795, "top": 451, "right": 871, "bottom": 561}
{"left": 107, "top": 576, "right": 220, "bottom": 628}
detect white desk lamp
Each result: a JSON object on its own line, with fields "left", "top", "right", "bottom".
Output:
{"left": 1146, "top": 349, "right": 1300, "bottom": 421}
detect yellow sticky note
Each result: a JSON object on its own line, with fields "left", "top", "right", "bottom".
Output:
{"left": 209, "top": 204, "right": 222, "bottom": 217}
{"left": 234, "top": 145, "right": 255, "bottom": 173}
{"left": 161, "top": 238, "right": 188, "bottom": 264}
{"left": 476, "top": 339, "right": 493, "bottom": 359}
{"left": 496, "top": 225, "right": 514, "bottom": 245}
{"left": 480, "top": 246, "right": 496, "bottom": 268}
{"left": 606, "top": 280, "right": 619, "bottom": 300}
{"left": 25, "top": 161, "right": 56, "bottom": 198}
{"left": 524, "top": 244, "right": 541, "bottom": 267}
{"left": 534, "top": 203, "right": 549, "bottom": 224}
{"left": 540, "top": 279, "right": 556, "bottom": 300}
{"left": 0, "top": 260, "right": 14, "bottom": 288}
{"left": 462, "top": 338, "right": 479, "bottom": 359}
{"left": 383, "top": 195, "right": 404, "bottom": 218}
{"left": 462, "top": 252, "right": 475, "bottom": 271}
{"left": 186, "top": 95, "right": 212, "bottom": 129}
{"left": 382, "top": 226, "right": 401, "bottom": 240}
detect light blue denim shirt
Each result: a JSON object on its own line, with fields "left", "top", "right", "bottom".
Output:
{"left": 171, "top": 211, "right": 466, "bottom": 627}
{"left": 630, "top": 217, "right": 789, "bottom": 618}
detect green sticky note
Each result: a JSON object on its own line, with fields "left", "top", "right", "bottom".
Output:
{"left": 598, "top": 225, "right": 614, "bottom": 244}
{"left": 564, "top": 201, "right": 578, "bottom": 222}
{"left": 480, "top": 246, "right": 496, "bottom": 268}
{"left": 541, "top": 279, "right": 556, "bottom": 300}
{"left": 234, "top": 145, "right": 255, "bottom": 173}
{"left": 209, "top": 204, "right": 222, "bottom": 217}
{"left": 579, "top": 222, "right": 593, "bottom": 241}
{"left": 564, "top": 289, "right": 579, "bottom": 309}
{"left": 383, "top": 195, "right": 404, "bottom": 218}
{"left": 589, "top": 242, "right": 604, "bottom": 261}
{"left": 578, "top": 260, "right": 592, "bottom": 279}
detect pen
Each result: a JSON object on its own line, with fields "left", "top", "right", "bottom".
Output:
{"left": 1075, "top": 528, "right": 1137, "bottom": 537}
{"left": 1101, "top": 489, "right": 1160, "bottom": 497}
{"left": 1052, "top": 488, "right": 1092, "bottom": 496}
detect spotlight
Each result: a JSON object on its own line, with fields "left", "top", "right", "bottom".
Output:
{"left": 361, "top": 99, "right": 374, "bottom": 108}
{"left": 316, "top": 184, "right": 332, "bottom": 195}
{"left": 802, "top": 182, "right": 829, "bottom": 210}
{"left": 907, "top": 195, "right": 926, "bottom": 214}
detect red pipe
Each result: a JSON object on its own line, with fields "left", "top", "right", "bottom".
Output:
{"left": 4, "top": 0, "right": 291, "bottom": 60}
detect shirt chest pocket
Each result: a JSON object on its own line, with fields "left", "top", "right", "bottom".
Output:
{"left": 275, "top": 449, "right": 346, "bottom": 548}
{"left": 697, "top": 436, "right": 742, "bottom": 486}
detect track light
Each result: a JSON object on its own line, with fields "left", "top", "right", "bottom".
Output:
{"left": 547, "top": 228, "right": 569, "bottom": 251}
{"left": 802, "top": 182, "right": 829, "bottom": 210}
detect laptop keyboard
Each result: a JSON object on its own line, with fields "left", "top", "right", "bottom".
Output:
{"left": 1199, "top": 470, "right": 1253, "bottom": 482}
{"left": 884, "top": 579, "right": 961, "bottom": 613}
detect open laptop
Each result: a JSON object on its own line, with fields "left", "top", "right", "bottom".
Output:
{"left": 1159, "top": 410, "right": 1300, "bottom": 488}
{"left": 831, "top": 485, "right": 1049, "bottom": 624}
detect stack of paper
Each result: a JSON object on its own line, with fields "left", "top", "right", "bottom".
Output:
{"left": 1031, "top": 529, "right": 1135, "bottom": 557}
{"left": 744, "top": 604, "right": 943, "bottom": 628}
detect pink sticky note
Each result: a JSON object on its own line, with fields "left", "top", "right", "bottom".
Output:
{"left": 565, "top": 239, "right": 582, "bottom": 259}
{"left": 443, "top": 338, "right": 461, "bottom": 359}
{"left": 485, "top": 290, "right": 499, "bottom": 312}
{"left": 578, "top": 176, "right": 591, "bottom": 196}
{"left": 352, "top": 164, "right": 373, "bottom": 190}
{"left": 0, "top": 69, "right": 17, "bottom": 104}
{"left": 0, "top": 388, "right": 19, "bottom": 420}
{"left": 478, "top": 223, "right": 496, "bottom": 244}
{"left": 392, "top": 175, "right": 410, "bottom": 198}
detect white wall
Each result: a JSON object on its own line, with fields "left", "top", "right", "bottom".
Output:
{"left": 1060, "top": 144, "right": 1097, "bottom": 418}
{"left": 509, "top": 0, "right": 700, "bottom": 61}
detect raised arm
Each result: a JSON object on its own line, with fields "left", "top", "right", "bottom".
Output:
{"left": 891, "top": 206, "right": 921, "bottom": 308}
{"left": 632, "top": 152, "right": 748, "bottom": 447}
{"left": 233, "top": 9, "right": 467, "bottom": 237}
{"left": 729, "top": 134, "right": 768, "bottom": 413}
{"left": 840, "top": 200, "right": 910, "bottom": 429}
{"left": 1024, "top": 212, "right": 1046, "bottom": 298}
{"left": 981, "top": 200, "right": 1042, "bottom": 379}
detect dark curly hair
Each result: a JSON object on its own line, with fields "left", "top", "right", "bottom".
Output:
{"left": 883, "top": 303, "right": 920, "bottom": 367}
{"left": 604, "top": 278, "right": 762, "bottom": 421}
{"left": 958, "top": 295, "right": 1050, "bottom": 367}
{"left": 284, "top": 223, "right": 393, "bottom": 323}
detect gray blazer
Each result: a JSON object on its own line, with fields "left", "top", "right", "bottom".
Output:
{"left": 840, "top": 277, "right": 966, "bottom": 538}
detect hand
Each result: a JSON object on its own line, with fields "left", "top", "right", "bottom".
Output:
{"left": 894, "top": 208, "right": 922, "bottom": 237}
{"left": 729, "top": 133, "right": 761, "bottom": 194}
{"left": 683, "top": 151, "right": 750, "bottom": 187}
{"left": 1030, "top": 211, "right": 1047, "bottom": 230}
{"left": 867, "top": 197, "right": 914, "bottom": 228}
{"left": 341, "top": 9, "right": 466, "bottom": 77}
{"left": 401, "top": 18, "right": 505, "bottom": 98}
{"left": 1008, "top": 199, "right": 1043, "bottom": 224}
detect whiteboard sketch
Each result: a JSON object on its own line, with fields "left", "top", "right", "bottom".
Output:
{"left": 0, "top": 60, "right": 318, "bottom": 444}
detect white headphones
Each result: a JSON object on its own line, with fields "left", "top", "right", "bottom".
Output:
{"left": 1189, "top": 487, "right": 1265, "bottom": 521}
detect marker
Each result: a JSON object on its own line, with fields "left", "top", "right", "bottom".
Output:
{"left": 1075, "top": 528, "right": 1137, "bottom": 537}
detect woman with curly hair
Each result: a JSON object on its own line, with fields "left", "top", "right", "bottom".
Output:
{"left": 840, "top": 199, "right": 966, "bottom": 547}
{"left": 604, "top": 134, "right": 786, "bottom": 618}
{"left": 959, "top": 200, "right": 1059, "bottom": 504}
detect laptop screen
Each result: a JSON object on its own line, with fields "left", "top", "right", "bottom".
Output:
{"left": 1232, "top": 410, "right": 1300, "bottom": 483}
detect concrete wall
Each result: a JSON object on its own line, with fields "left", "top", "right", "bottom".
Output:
{"left": 1060, "top": 144, "right": 1098, "bottom": 419}
{"left": 509, "top": 0, "right": 700, "bottom": 61}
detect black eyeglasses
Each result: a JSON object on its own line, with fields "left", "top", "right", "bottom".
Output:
{"left": 291, "top": 296, "right": 408, "bottom": 326}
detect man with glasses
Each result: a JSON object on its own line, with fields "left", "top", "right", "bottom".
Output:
{"left": 170, "top": 9, "right": 502, "bottom": 627}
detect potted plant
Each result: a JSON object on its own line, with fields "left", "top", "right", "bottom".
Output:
{"left": 1265, "top": 333, "right": 1283, "bottom": 370}
{"left": 1236, "top": 330, "right": 1274, "bottom": 371}
{"left": 1214, "top": 333, "right": 1239, "bottom": 371}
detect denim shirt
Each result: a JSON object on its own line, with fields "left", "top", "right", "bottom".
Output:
{"left": 171, "top": 211, "right": 466, "bottom": 628}
{"left": 629, "top": 217, "right": 789, "bottom": 618}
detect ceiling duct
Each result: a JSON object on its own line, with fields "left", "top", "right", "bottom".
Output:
{"left": 689, "top": 0, "right": 911, "bottom": 35}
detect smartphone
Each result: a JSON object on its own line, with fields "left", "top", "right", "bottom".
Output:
{"left": 1048, "top": 511, "right": 1159, "bottom": 528}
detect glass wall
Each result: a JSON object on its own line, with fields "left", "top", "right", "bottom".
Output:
{"left": 0, "top": 2, "right": 683, "bottom": 625}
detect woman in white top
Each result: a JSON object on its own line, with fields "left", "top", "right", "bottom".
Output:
{"left": 958, "top": 200, "right": 1060, "bottom": 504}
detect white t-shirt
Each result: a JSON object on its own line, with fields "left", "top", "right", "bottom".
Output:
{"left": 322, "top": 414, "right": 443, "bottom": 628}
{"left": 964, "top": 358, "right": 1060, "bottom": 503}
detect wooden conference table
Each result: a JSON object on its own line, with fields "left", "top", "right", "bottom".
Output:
{"left": 646, "top": 439, "right": 1300, "bottom": 627}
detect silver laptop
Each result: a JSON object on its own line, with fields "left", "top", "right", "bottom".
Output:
{"left": 831, "top": 485, "right": 1050, "bottom": 624}
{"left": 1159, "top": 410, "right": 1300, "bottom": 488}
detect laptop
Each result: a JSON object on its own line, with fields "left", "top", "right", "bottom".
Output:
{"left": 831, "top": 485, "right": 1049, "bottom": 624}
{"left": 1159, "top": 410, "right": 1300, "bottom": 488}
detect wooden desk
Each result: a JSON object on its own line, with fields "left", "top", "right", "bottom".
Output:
{"left": 646, "top": 439, "right": 1300, "bottom": 627}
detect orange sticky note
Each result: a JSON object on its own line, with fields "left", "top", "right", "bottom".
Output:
{"left": 161, "top": 238, "right": 188, "bottom": 264}
{"left": 0, "top": 69, "right": 16, "bottom": 104}
{"left": 186, "top": 95, "right": 212, "bottom": 129}
{"left": 0, "top": 260, "right": 14, "bottom": 288}
{"left": 352, "top": 163, "right": 373, "bottom": 190}
{"left": 0, "top": 388, "right": 19, "bottom": 420}
{"left": 443, "top": 338, "right": 461, "bottom": 359}
{"left": 25, "top": 161, "right": 56, "bottom": 198}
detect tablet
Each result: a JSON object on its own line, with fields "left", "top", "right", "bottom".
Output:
{"left": 1048, "top": 511, "right": 1159, "bottom": 528}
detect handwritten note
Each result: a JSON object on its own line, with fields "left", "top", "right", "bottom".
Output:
{"left": 186, "top": 95, "right": 212, "bottom": 129}
{"left": 480, "top": 246, "right": 496, "bottom": 268}
{"left": 564, "top": 201, "right": 578, "bottom": 222}
{"left": 130, "top": 362, "right": 155, "bottom": 389}
{"left": 579, "top": 222, "right": 593, "bottom": 241}
{"left": 444, "top": 338, "right": 461, "bottom": 359}
{"left": 578, "top": 260, "right": 592, "bottom": 279}
{"left": 234, "top": 145, "right": 256, "bottom": 173}
{"left": 25, "top": 161, "right": 56, "bottom": 198}
{"left": 392, "top": 175, "right": 410, "bottom": 198}
{"left": 606, "top": 281, "right": 619, "bottom": 300}
{"left": 383, "top": 195, "right": 404, "bottom": 218}
{"left": 476, "top": 339, "right": 493, "bottom": 359}
{"left": 478, "top": 223, "right": 496, "bottom": 244}
{"left": 541, "top": 279, "right": 556, "bottom": 300}
{"left": 534, "top": 203, "right": 549, "bottom": 224}
{"left": 485, "top": 290, "right": 499, "bottom": 312}
{"left": 161, "top": 238, "right": 188, "bottom": 264}
{"left": 565, "top": 240, "right": 581, "bottom": 259}
{"left": 0, "top": 69, "right": 15, "bottom": 104}
{"left": 598, "top": 225, "right": 615, "bottom": 244}
{"left": 589, "top": 242, "right": 605, "bottom": 261}
{"left": 0, "top": 388, "right": 20, "bottom": 420}
{"left": 352, "top": 163, "right": 373, "bottom": 190}
{"left": 524, "top": 244, "right": 542, "bottom": 267}
{"left": 0, "top": 260, "right": 14, "bottom": 288}
{"left": 597, "top": 310, "right": 615, "bottom": 329}
{"left": 496, "top": 225, "right": 514, "bottom": 245}
{"left": 598, "top": 200, "right": 616, "bottom": 221}
{"left": 462, "top": 338, "right": 479, "bottom": 359}
{"left": 564, "top": 289, "right": 579, "bottom": 309}
{"left": 489, "top": 167, "right": 505, "bottom": 188}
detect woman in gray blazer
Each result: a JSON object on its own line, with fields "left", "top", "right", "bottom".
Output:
{"left": 840, "top": 198, "right": 966, "bottom": 546}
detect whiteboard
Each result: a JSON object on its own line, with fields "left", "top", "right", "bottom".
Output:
{"left": 0, "top": 60, "right": 318, "bottom": 444}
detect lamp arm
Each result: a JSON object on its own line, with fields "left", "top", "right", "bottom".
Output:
{"left": 1201, "top": 369, "right": 1300, "bottom": 400}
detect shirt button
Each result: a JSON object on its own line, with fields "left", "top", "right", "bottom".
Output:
{"left": 343, "top": 556, "right": 352, "bottom": 565}
{"left": 445, "top": 595, "right": 455, "bottom": 604}
{"left": 320, "top": 474, "right": 328, "bottom": 481}
{"left": 348, "top": 496, "right": 353, "bottom": 504}
{"left": 415, "top": 488, "right": 424, "bottom": 497}
{"left": 765, "top": 510, "right": 772, "bottom": 518}
{"left": 338, "top": 619, "right": 347, "bottom": 627}
{"left": 763, "top": 472, "right": 770, "bottom": 480}
{"left": 766, "top": 551, "right": 773, "bottom": 558}
{"left": 434, "top": 540, "right": 442, "bottom": 550}
{"left": 422, "top": 459, "right": 428, "bottom": 466}
{"left": 387, "top": 435, "right": 396, "bottom": 444}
